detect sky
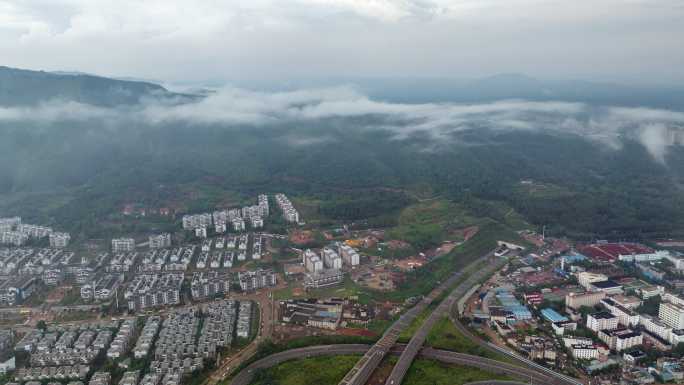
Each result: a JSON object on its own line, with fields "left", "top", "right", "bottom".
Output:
{"left": 1, "top": 0, "right": 684, "bottom": 85}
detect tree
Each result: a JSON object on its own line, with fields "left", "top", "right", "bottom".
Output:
{"left": 36, "top": 320, "right": 47, "bottom": 331}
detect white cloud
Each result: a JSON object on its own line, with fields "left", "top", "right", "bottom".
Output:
{"left": 0, "top": 86, "right": 681, "bottom": 162}
{"left": 0, "top": 0, "right": 682, "bottom": 83}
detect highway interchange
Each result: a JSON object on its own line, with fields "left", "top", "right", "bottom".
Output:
{"left": 226, "top": 249, "right": 585, "bottom": 385}
{"left": 229, "top": 343, "right": 569, "bottom": 385}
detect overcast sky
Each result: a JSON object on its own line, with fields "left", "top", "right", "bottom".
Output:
{"left": 1, "top": 0, "right": 683, "bottom": 85}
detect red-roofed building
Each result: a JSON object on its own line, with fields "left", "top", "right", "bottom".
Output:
{"left": 578, "top": 243, "right": 654, "bottom": 263}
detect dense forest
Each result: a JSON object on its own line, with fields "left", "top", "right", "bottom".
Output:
{"left": 1, "top": 119, "right": 683, "bottom": 241}
{"left": 1, "top": 67, "right": 683, "bottom": 241}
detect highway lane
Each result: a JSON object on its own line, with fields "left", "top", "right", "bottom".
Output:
{"left": 229, "top": 344, "right": 568, "bottom": 385}
{"left": 337, "top": 267, "right": 469, "bottom": 385}
{"left": 230, "top": 344, "right": 370, "bottom": 385}
{"left": 384, "top": 254, "right": 503, "bottom": 385}
{"left": 462, "top": 382, "right": 528, "bottom": 385}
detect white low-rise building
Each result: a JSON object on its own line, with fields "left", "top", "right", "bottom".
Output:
{"left": 570, "top": 344, "right": 599, "bottom": 360}
{"left": 587, "top": 311, "right": 619, "bottom": 332}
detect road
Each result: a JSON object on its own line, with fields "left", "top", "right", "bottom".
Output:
{"left": 207, "top": 289, "right": 277, "bottom": 385}
{"left": 229, "top": 343, "right": 567, "bottom": 385}
{"left": 384, "top": 254, "right": 503, "bottom": 385}
{"left": 337, "top": 267, "right": 469, "bottom": 385}
{"left": 338, "top": 249, "right": 502, "bottom": 385}
{"left": 463, "top": 382, "right": 528, "bottom": 385}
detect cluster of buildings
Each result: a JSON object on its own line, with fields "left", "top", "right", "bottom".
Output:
{"left": 107, "top": 252, "right": 138, "bottom": 272}
{"left": 5, "top": 301, "right": 254, "bottom": 385}
{"left": 279, "top": 298, "right": 373, "bottom": 330}
{"left": 137, "top": 247, "right": 206, "bottom": 272}
{"left": 300, "top": 243, "right": 360, "bottom": 289}
{"left": 0, "top": 217, "right": 71, "bottom": 248}
{"left": 112, "top": 238, "right": 136, "bottom": 253}
{"left": 274, "top": 194, "right": 299, "bottom": 223}
{"left": 13, "top": 322, "right": 119, "bottom": 382}
{"left": 461, "top": 239, "right": 684, "bottom": 383}
{"left": 106, "top": 319, "right": 137, "bottom": 359}
{"left": 149, "top": 233, "right": 172, "bottom": 249}
{"left": 238, "top": 269, "right": 276, "bottom": 292}
{"left": 136, "top": 247, "right": 195, "bottom": 272}
{"left": 0, "top": 247, "right": 91, "bottom": 305}
{"left": 149, "top": 301, "right": 244, "bottom": 377}
{"left": 124, "top": 274, "right": 184, "bottom": 311}
{"left": 182, "top": 194, "right": 270, "bottom": 237}
{"left": 196, "top": 233, "right": 261, "bottom": 265}
{"left": 190, "top": 272, "right": 230, "bottom": 300}
{"left": 80, "top": 274, "right": 122, "bottom": 301}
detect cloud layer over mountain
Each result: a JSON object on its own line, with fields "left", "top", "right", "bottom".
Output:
{"left": 0, "top": 86, "right": 682, "bottom": 162}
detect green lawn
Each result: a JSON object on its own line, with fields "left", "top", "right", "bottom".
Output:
{"left": 250, "top": 355, "right": 360, "bottom": 385}
{"left": 404, "top": 359, "right": 512, "bottom": 385}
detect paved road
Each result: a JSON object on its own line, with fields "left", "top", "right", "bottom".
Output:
{"left": 337, "top": 266, "right": 469, "bottom": 385}
{"left": 229, "top": 344, "right": 566, "bottom": 385}
{"left": 231, "top": 344, "right": 370, "bottom": 385}
{"left": 208, "top": 291, "right": 277, "bottom": 385}
{"left": 463, "top": 382, "right": 528, "bottom": 385}
{"left": 384, "top": 254, "right": 503, "bottom": 385}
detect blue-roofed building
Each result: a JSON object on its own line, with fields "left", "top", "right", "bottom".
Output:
{"left": 562, "top": 253, "right": 586, "bottom": 263}
{"left": 541, "top": 308, "right": 569, "bottom": 323}
{"left": 495, "top": 289, "right": 532, "bottom": 321}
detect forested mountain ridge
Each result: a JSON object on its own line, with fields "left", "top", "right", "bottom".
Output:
{"left": 0, "top": 66, "right": 193, "bottom": 106}
{"left": 1, "top": 66, "right": 683, "bottom": 241}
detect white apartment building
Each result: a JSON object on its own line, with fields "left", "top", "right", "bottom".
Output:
{"left": 577, "top": 272, "right": 609, "bottom": 289}
{"left": 570, "top": 344, "right": 599, "bottom": 360}
{"left": 112, "top": 238, "right": 136, "bottom": 253}
{"left": 232, "top": 218, "right": 245, "bottom": 232}
{"left": 339, "top": 244, "right": 360, "bottom": 266}
{"left": 659, "top": 301, "right": 684, "bottom": 329}
{"left": 662, "top": 293, "right": 684, "bottom": 307}
{"left": 17, "top": 224, "right": 53, "bottom": 238}
{"left": 258, "top": 194, "right": 269, "bottom": 216}
{"left": 0, "top": 217, "right": 21, "bottom": 227}
{"left": 587, "top": 311, "right": 619, "bottom": 332}
{"left": 601, "top": 298, "right": 640, "bottom": 327}
{"left": 598, "top": 328, "right": 643, "bottom": 352}
{"left": 0, "top": 231, "right": 28, "bottom": 246}
{"left": 49, "top": 232, "right": 71, "bottom": 248}
{"left": 215, "top": 222, "right": 227, "bottom": 234}
{"left": 275, "top": 194, "right": 300, "bottom": 223}
{"left": 149, "top": 233, "right": 171, "bottom": 249}
{"left": 618, "top": 250, "right": 670, "bottom": 263}
{"left": 250, "top": 217, "right": 263, "bottom": 229}
{"left": 182, "top": 213, "right": 213, "bottom": 230}
{"left": 303, "top": 249, "right": 323, "bottom": 273}
{"left": 565, "top": 291, "right": 606, "bottom": 310}
{"left": 664, "top": 252, "right": 684, "bottom": 270}
{"left": 322, "top": 247, "right": 342, "bottom": 270}
{"left": 640, "top": 314, "right": 672, "bottom": 342}
{"left": 195, "top": 227, "right": 207, "bottom": 238}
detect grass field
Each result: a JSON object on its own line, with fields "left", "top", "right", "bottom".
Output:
{"left": 250, "top": 355, "right": 360, "bottom": 385}
{"left": 398, "top": 303, "right": 436, "bottom": 343}
{"left": 426, "top": 316, "right": 512, "bottom": 363}
{"left": 404, "top": 359, "right": 512, "bottom": 385}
